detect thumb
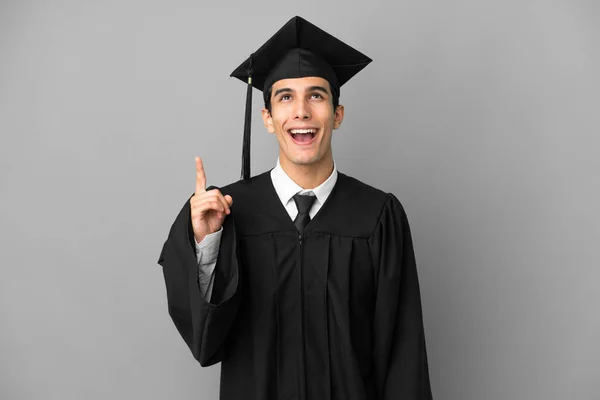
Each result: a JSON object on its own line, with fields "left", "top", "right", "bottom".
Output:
{"left": 224, "top": 195, "right": 233, "bottom": 207}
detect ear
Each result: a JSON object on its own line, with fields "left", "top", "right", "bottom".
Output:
{"left": 333, "top": 104, "right": 344, "bottom": 130}
{"left": 261, "top": 108, "right": 275, "bottom": 134}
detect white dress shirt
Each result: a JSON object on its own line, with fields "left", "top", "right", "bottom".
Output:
{"left": 195, "top": 159, "right": 338, "bottom": 300}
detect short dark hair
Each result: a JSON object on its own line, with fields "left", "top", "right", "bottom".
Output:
{"left": 264, "top": 86, "right": 340, "bottom": 115}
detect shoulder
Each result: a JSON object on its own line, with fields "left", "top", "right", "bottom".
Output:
{"left": 212, "top": 170, "right": 271, "bottom": 199}
{"left": 337, "top": 172, "right": 387, "bottom": 199}
{"left": 336, "top": 171, "right": 397, "bottom": 214}
{"left": 327, "top": 172, "right": 406, "bottom": 237}
{"left": 208, "top": 170, "right": 274, "bottom": 220}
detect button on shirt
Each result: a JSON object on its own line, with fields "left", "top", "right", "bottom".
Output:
{"left": 195, "top": 159, "right": 338, "bottom": 300}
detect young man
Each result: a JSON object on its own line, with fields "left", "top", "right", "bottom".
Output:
{"left": 158, "top": 16, "right": 433, "bottom": 400}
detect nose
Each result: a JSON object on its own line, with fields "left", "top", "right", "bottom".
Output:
{"left": 293, "top": 99, "right": 310, "bottom": 120}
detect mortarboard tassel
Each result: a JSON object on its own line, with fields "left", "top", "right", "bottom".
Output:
{"left": 240, "top": 55, "right": 254, "bottom": 180}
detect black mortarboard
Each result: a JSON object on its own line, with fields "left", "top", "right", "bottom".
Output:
{"left": 230, "top": 16, "right": 372, "bottom": 180}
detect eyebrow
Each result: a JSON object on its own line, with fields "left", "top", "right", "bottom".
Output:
{"left": 273, "top": 85, "right": 330, "bottom": 98}
{"left": 307, "top": 85, "right": 329, "bottom": 95}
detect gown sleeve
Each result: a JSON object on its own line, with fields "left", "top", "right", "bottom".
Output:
{"left": 157, "top": 193, "right": 241, "bottom": 367}
{"left": 369, "top": 193, "right": 433, "bottom": 399}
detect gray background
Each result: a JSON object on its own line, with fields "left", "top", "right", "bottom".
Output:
{"left": 1, "top": 0, "right": 598, "bottom": 399}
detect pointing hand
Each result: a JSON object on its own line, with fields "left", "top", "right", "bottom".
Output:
{"left": 190, "top": 156, "right": 233, "bottom": 243}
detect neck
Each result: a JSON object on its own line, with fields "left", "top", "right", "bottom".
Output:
{"left": 279, "top": 152, "right": 334, "bottom": 189}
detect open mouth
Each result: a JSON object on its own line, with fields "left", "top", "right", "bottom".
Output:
{"left": 288, "top": 128, "right": 317, "bottom": 145}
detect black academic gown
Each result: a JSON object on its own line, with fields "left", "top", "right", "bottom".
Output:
{"left": 158, "top": 170, "right": 432, "bottom": 400}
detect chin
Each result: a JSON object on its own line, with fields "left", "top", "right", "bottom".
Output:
{"left": 288, "top": 154, "right": 322, "bottom": 166}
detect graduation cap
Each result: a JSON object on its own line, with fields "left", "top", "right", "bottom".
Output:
{"left": 230, "top": 16, "right": 372, "bottom": 180}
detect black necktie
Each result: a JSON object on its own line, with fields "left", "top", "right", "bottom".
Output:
{"left": 293, "top": 193, "right": 316, "bottom": 234}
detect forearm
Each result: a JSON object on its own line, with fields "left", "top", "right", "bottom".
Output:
{"left": 196, "top": 227, "right": 223, "bottom": 301}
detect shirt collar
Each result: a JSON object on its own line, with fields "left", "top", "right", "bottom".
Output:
{"left": 271, "top": 158, "right": 338, "bottom": 206}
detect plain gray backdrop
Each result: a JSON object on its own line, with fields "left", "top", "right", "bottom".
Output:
{"left": 1, "top": 1, "right": 598, "bottom": 399}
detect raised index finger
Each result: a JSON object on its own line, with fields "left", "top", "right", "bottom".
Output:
{"left": 195, "top": 156, "right": 207, "bottom": 194}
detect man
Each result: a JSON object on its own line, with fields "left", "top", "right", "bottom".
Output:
{"left": 158, "top": 16, "right": 433, "bottom": 400}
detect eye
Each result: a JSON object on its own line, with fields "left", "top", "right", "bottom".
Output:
{"left": 310, "top": 93, "right": 323, "bottom": 99}
{"left": 279, "top": 94, "right": 292, "bottom": 101}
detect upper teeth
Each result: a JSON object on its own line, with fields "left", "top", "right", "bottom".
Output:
{"left": 290, "top": 129, "right": 317, "bottom": 134}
